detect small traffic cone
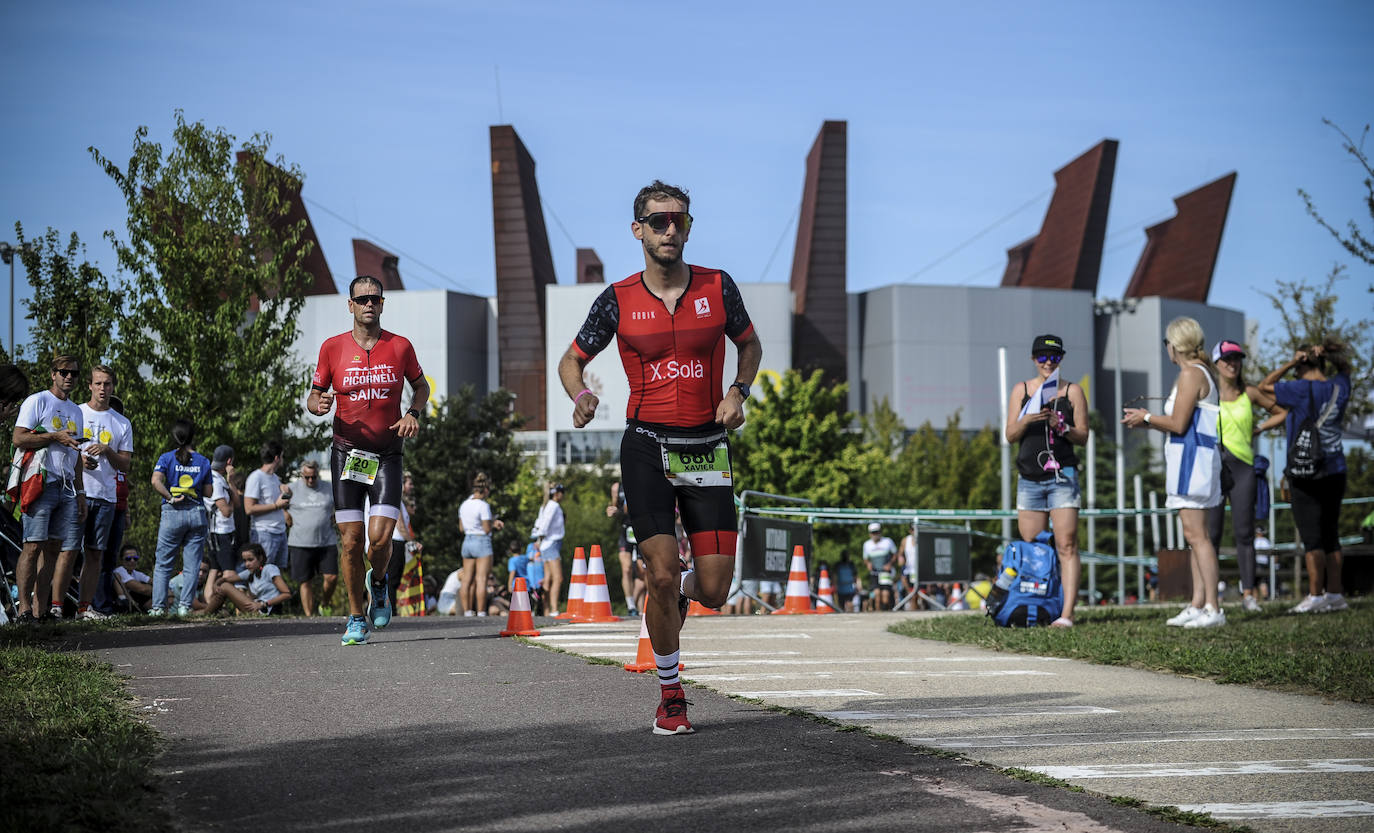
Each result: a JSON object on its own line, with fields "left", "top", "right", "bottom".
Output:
{"left": 773, "top": 545, "right": 817, "bottom": 614}
{"left": 815, "top": 564, "right": 837, "bottom": 613}
{"left": 576, "top": 544, "right": 620, "bottom": 623}
{"left": 623, "top": 600, "right": 684, "bottom": 673}
{"left": 686, "top": 599, "right": 721, "bottom": 616}
{"left": 556, "top": 546, "right": 586, "bottom": 620}
{"left": 500, "top": 577, "right": 541, "bottom": 637}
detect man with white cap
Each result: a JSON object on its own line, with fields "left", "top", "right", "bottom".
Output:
{"left": 862, "top": 522, "right": 898, "bottom": 610}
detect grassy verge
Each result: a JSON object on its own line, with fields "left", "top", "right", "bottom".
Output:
{"left": 1, "top": 619, "right": 173, "bottom": 832}
{"left": 890, "top": 597, "right": 1374, "bottom": 703}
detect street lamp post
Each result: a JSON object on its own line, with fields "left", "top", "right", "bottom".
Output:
{"left": 1093, "top": 297, "right": 1138, "bottom": 605}
{"left": 0, "top": 241, "right": 37, "bottom": 357}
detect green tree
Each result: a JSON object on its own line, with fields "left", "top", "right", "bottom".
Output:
{"left": 89, "top": 111, "right": 325, "bottom": 550}
{"left": 1299, "top": 119, "right": 1374, "bottom": 272}
{"left": 406, "top": 386, "right": 526, "bottom": 578}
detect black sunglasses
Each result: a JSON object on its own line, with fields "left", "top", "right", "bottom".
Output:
{"left": 350, "top": 294, "right": 383, "bottom": 307}
{"left": 636, "top": 212, "right": 692, "bottom": 233}
{"left": 55, "top": 368, "right": 78, "bottom": 377}
{"left": 123, "top": 555, "right": 139, "bottom": 561}
{"left": 1034, "top": 354, "right": 1062, "bottom": 364}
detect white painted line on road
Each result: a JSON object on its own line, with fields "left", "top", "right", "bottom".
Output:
{"left": 894, "top": 772, "right": 1122, "bottom": 833}
{"left": 910, "top": 727, "right": 1374, "bottom": 749}
{"left": 447, "top": 672, "right": 472, "bottom": 676}
{"left": 1029, "top": 758, "right": 1374, "bottom": 780}
{"left": 688, "top": 670, "right": 1057, "bottom": 682}
{"left": 1173, "top": 800, "right": 1374, "bottom": 819}
{"left": 734, "top": 688, "right": 881, "bottom": 698}
{"left": 139, "top": 673, "right": 252, "bottom": 680}
{"left": 821, "top": 705, "right": 1117, "bottom": 720}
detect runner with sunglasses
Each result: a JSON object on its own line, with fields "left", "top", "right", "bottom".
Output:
{"left": 307, "top": 276, "right": 429, "bottom": 646}
{"left": 1003, "top": 334, "right": 1088, "bottom": 627}
{"left": 559, "top": 180, "right": 762, "bottom": 735}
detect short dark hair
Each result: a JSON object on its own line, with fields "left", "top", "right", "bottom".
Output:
{"left": 349, "top": 275, "right": 383, "bottom": 298}
{"left": 633, "top": 180, "right": 690, "bottom": 219}
{"left": 50, "top": 354, "right": 78, "bottom": 372}
{"left": 260, "top": 440, "right": 283, "bottom": 464}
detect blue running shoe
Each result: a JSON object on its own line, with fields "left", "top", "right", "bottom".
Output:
{"left": 365, "top": 568, "right": 391, "bottom": 630}
{"left": 341, "top": 615, "right": 369, "bottom": 646}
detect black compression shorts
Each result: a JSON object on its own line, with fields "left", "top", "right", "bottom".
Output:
{"left": 330, "top": 444, "right": 403, "bottom": 523}
{"left": 619, "top": 421, "right": 738, "bottom": 557}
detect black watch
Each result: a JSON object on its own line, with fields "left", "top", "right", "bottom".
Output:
{"left": 729, "top": 382, "right": 751, "bottom": 399}
{"left": 406, "top": 408, "right": 420, "bottom": 420}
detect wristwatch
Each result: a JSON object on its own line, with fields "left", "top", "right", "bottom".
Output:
{"left": 729, "top": 382, "right": 751, "bottom": 399}
{"left": 1143, "top": 412, "right": 1152, "bottom": 425}
{"left": 406, "top": 408, "right": 421, "bottom": 420}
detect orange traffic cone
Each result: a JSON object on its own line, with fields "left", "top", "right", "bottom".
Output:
{"left": 815, "top": 564, "right": 837, "bottom": 613}
{"left": 576, "top": 544, "right": 620, "bottom": 623}
{"left": 772, "top": 545, "right": 816, "bottom": 614}
{"left": 500, "top": 577, "right": 541, "bottom": 637}
{"left": 556, "top": 546, "right": 586, "bottom": 620}
{"left": 686, "top": 599, "right": 721, "bottom": 616}
{"left": 623, "top": 600, "right": 684, "bottom": 673}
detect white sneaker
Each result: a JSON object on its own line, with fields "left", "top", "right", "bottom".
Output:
{"left": 1290, "top": 594, "right": 1330, "bottom": 614}
{"left": 1241, "top": 595, "right": 1262, "bottom": 613}
{"left": 1323, "top": 593, "right": 1348, "bottom": 612}
{"left": 464, "top": 610, "right": 475, "bottom": 617}
{"left": 476, "top": 611, "right": 487, "bottom": 617}
{"left": 1166, "top": 605, "right": 1202, "bottom": 626}
{"left": 174, "top": 605, "right": 193, "bottom": 617}
{"left": 1184, "top": 606, "right": 1226, "bottom": 628}
{"left": 77, "top": 608, "right": 109, "bottom": 621}
{"left": 148, "top": 607, "right": 166, "bottom": 617}
{"left": 49, "top": 605, "right": 64, "bottom": 620}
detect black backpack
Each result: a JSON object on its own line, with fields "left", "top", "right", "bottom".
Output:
{"left": 1285, "top": 385, "right": 1339, "bottom": 480}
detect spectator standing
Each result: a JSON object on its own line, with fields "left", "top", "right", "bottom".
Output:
{"left": 202, "top": 542, "right": 293, "bottom": 616}
{"left": 12, "top": 355, "right": 85, "bottom": 622}
{"left": 244, "top": 441, "right": 291, "bottom": 571}
{"left": 66, "top": 365, "right": 132, "bottom": 620}
{"left": 1004, "top": 334, "right": 1089, "bottom": 628}
{"left": 862, "top": 523, "right": 898, "bottom": 610}
{"left": 833, "top": 551, "right": 860, "bottom": 612}
{"left": 386, "top": 473, "right": 419, "bottom": 611}
{"left": 1260, "top": 342, "right": 1353, "bottom": 613}
{"left": 112, "top": 544, "right": 152, "bottom": 612}
{"left": 459, "top": 472, "right": 503, "bottom": 617}
{"left": 608, "top": 481, "right": 638, "bottom": 616}
{"left": 91, "top": 395, "right": 131, "bottom": 616}
{"left": 287, "top": 460, "right": 339, "bottom": 616}
{"left": 532, "top": 483, "right": 566, "bottom": 616}
{"left": 1123, "top": 317, "right": 1225, "bottom": 628}
{"left": 898, "top": 524, "right": 919, "bottom": 610}
{"left": 204, "top": 445, "right": 240, "bottom": 606}
{"left": 149, "top": 418, "right": 214, "bottom": 616}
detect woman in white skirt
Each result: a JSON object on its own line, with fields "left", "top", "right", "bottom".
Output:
{"left": 1122, "top": 317, "right": 1225, "bottom": 628}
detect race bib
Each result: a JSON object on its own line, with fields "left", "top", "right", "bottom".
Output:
{"left": 340, "top": 449, "right": 380, "bottom": 485}
{"left": 661, "top": 440, "right": 732, "bottom": 487}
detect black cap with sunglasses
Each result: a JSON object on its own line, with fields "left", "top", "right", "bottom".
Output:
{"left": 1031, "top": 334, "right": 1065, "bottom": 356}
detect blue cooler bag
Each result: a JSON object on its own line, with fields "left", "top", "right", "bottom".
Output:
{"left": 990, "top": 531, "right": 1062, "bottom": 628}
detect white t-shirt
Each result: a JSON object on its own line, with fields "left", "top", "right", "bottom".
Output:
{"left": 15, "top": 390, "right": 83, "bottom": 481}
{"left": 459, "top": 496, "right": 493, "bottom": 536}
{"left": 245, "top": 468, "right": 286, "bottom": 534}
{"left": 901, "top": 534, "right": 917, "bottom": 577}
{"left": 441, "top": 570, "right": 462, "bottom": 596}
{"left": 78, "top": 404, "right": 133, "bottom": 502}
{"left": 114, "top": 566, "right": 150, "bottom": 584}
{"left": 533, "top": 500, "right": 564, "bottom": 554}
{"left": 205, "top": 471, "right": 236, "bottom": 535}
{"left": 237, "top": 564, "right": 284, "bottom": 603}
{"left": 391, "top": 502, "right": 414, "bottom": 542}
{"left": 863, "top": 537, "right": 898, "bottom": 572}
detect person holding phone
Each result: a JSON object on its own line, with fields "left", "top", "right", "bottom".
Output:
{"left": 1004, "top": 335, "right": 1088, "bottom": 627}
{"left": 149, "top": 418, "right": 214, "bottom": 616}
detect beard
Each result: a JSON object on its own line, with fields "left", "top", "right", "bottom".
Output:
{"left": 645, "top": 239, "right": 683, "bottom": 267}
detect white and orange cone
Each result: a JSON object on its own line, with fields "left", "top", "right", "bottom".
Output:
{"left": 557, "top": 546, "right": 586, "bottom": 620}
{"left": 772, "top": 545, "right": 817, "bottom": 615}
{"left": 623, "top": 599, "right": 684, "bottom": 673}
{"left": 576, "top": 544, "right": 620, "bottom": 623}
{"left": 815, "top": 564, "right": 837, "bottom": 613}
{"left": 686, "top": 599, "right": 721, "bottom": 616}
{"left": 499, "top": 577, "right": 541, "bottom": 637}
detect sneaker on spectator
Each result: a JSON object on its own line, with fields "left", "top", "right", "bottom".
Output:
{"left": 365, "top": 568, "right": 391, "bottom": 629}
{"left": 464, "top": 610, "right": 475, "bottom": 617}
{"left": 318, "top": 605, "right": 334, "bottom": 618}
{"left": 1183, "top": 606, "right": 1226, "bottom": 628}
{"left": 476, "top": 611, "right": 487, "bottom": 617}
{"left": 1323, "top": 593, "right": 1348, "bottom": 612}
{"left": 1290, "top": 594, "right": 1330, "bottom": 614}
{"left": 174, "top": 605, "right": 193, "bottom": 617}
{"left": 341, "top": 614, "right": 369, "bottom": 646}
{"left": 16, "top": 611, "right": 37, "bottom": 624}
{"left": 1166, "top": 605, "right": 1202, "bottom": 626}
{"left": 77, "top": 607, "right": 109, "bottom": 621}
{"left": 653, "top": 684, "right": 694, "bottom": 735}
{"left": 148, "top": 607, "right": 166, "bottom": 617}
{"left": 1241, "top": 595, "right": 1262, "bottom": 613}
{"left": 49, "top": 604, "right": 63, "bottom": 620}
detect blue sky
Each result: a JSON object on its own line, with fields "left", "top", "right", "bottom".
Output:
{"left": 3, "top": 1, "right": 1371, "bottom": 356}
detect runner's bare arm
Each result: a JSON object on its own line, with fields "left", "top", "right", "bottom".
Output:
{"left": 307, "top": 387, "right": 335, "bottom": 417}
{"left": 715, "top": 331, "right": 762, "bottom": 429}
{"left": 390, "top": 375, "right": 430, "bottom": 438}
{"left": 559, "top": 346, "right": 599, "bottom": 429}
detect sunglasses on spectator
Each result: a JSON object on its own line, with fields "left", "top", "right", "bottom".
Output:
{"left": 350, "top": 294, "right": 383, "bottom": 306}
{"left": 124, "top": 555, "right": 139, "bottom": 561}
{"left": 1034, "top": 354, "right": 1062, "bottom": 364}
{"left": 55, "top": 368, "right": 78, "bottom": 377}
{"left": 636, "top": 212, "right": 692, "bottom": 233}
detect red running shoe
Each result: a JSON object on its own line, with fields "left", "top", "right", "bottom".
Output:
{"left": 653, "top": 684, "right": 695, "bottom": 735}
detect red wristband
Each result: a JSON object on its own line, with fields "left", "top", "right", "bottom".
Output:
{"left": 574, "top": 388, "right": 593, "bottom": 403}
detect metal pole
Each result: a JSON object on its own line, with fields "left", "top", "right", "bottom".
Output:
{"left": 7, "top": 255, "right": 12, "bottom": 355}
{"left": 998, "top": 347, "right": 1011, "bottom": 546}
{"left": 1134, "top": 474, "right": 1145, "bottom": 601}
{"left": 1114, "top": 310, "right": 1126, "bottom": 605}
{"left": 1149, "top": 491, "right": 1160, "bottom": 553}
{"left": 1086, "top": 430, "right": 1096, "bottom": 572}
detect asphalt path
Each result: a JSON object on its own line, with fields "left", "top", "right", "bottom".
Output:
{"left": 77, "top": 613, "right": 1224, "bottom": 833}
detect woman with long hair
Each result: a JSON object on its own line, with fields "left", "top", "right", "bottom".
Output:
{"left": 1004, "top": 334, "right": 1089, "bottom": 627}
{"left": 1259, "top": 341, "right": 1353, "bottom": 613}
{"left": 1207, "top": 340, "right": 1285, "bottom": 612}
{"left": 148, "top": 418, "right": 213, "bottom": 616}
{"left": 458, "top": 471, "right": 503, "bottom": 617}
{"left": 1122, "top": 317, "right": 1225, "bottom": 628}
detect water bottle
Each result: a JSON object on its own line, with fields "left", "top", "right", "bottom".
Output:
{"left": 983, "top": 566, "right": 1018, "bottom": 617}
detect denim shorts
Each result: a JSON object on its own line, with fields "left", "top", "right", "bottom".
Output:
{"left": 462, "top": 534, "right": 494, "bottom": 560}
{"left": 83, "top": 497, "right": 117, "bottom": 552}
{"left": 539, "top": 541, "right": 561, "bottom": 563}
{"left": 23, "top": 479, "right": 82, "bottom": 550}
{"left": 1016, "top": 467, "right": 1082, "bottom": 511}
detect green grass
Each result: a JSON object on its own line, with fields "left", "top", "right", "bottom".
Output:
{"left": 891, "top": 597, "right": 1374, "bottom": 703}
{"left": 0, "top": 634, "right": 173, "bottom": 832}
